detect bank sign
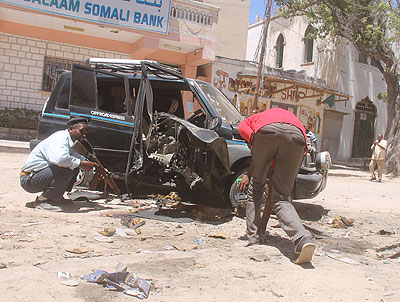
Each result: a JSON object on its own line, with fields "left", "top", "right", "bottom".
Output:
{"left": 2, "top": 0, "right": 172, "bottom": 34}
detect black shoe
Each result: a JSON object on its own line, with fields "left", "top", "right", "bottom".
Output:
{"left": 293, "top": 236, "right": 315, "bottom": 264}
{"left": 369, "top": 178, "right": 376, "bottom": 181}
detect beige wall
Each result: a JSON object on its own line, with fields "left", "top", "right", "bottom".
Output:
{"left": 203, "top": 0, "right": 250, "bottom": 60}
{"left": 0, "top": 33, "right": 129, "bottom": 111}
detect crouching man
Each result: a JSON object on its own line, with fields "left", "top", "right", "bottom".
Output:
{"left": 20, "top": 118, "right": 98, "bottom": 211}
{"left": 238, "top": 108, "right": 315, "bottom": 264}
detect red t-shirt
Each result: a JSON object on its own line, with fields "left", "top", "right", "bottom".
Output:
{"left": 238, "top": 108, "right": 307, "bottom": 144}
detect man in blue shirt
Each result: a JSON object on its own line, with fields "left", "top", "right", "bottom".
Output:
{"left": 20, "top": 118, "right": 98, "bottom": 211}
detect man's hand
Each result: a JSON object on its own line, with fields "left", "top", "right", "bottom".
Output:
{"left": 374, "top": 140, "right": 379, "bottom": 145}
{"left": 238, "top": 174, "right": 250, "bottom": 191}
{"left": 79, "top": 160, "right": 99, "bottom": 171}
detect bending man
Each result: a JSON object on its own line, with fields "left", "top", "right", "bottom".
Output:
{"left": 20, "top": 118, "right": 98, "bottom": 211}
{"left": 238, "top": 108, "right": 315, "bottom": 264}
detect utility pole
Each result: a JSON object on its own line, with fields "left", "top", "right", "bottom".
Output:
{"left": 252, "top": 0, "right": 273, "bottom": 112}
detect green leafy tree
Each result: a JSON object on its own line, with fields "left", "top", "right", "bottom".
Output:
{"left": 276, "top": 0, "right": 400, "bottom": 175}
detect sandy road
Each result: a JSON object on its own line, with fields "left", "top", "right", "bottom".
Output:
{"left": 0, "top": 151, "right": 399, "bottom": 302}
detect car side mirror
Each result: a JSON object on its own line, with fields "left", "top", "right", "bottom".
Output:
{"left": 210, "top": 116, "right": 222, "bottom": 130}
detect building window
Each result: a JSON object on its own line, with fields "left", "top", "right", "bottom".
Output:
{"left": 276, "top": 34, "right": 285, "bottom": 68}
{"left": 359, "top": 52, "right": 369, "bottom": 64}
{"left": 304, "top": 25, "right": 314, "bottom": 63}
{"left": 42, "top": 57, "right": 83, "bottom": 92}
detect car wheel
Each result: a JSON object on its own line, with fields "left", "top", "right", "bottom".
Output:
{"left": 229, "top": 167, "right": 270, "bottom": 217}
{"left": 74, "top": 169, "right": 94, "bottom": 188}
{"left": 229, "top": 167, "right": 249, "bottom": 216}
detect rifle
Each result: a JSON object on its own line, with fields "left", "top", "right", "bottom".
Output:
{"left": 71, "top": 140, "right": 121, "bottom": 198}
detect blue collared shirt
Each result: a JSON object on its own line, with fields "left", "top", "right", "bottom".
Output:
{"left": 21, "top": 129, "right": 85, "bottom": 172}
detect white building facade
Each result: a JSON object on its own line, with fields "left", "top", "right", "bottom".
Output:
{"left": 246, "top": 15, "right": 387, "bottom": 161}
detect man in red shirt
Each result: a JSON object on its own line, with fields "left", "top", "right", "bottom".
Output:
{"left": 238, "top": 108, "right": 315, "bottom": 264}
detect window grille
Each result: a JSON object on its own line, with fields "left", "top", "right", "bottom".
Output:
{"left": 42, "top": 57, "right": 83, "bottom": 92}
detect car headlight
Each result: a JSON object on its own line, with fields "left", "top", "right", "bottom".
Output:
{"left": 315, "top": 151, "right": 332, "bottom": 170}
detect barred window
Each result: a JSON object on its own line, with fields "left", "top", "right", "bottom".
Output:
{"left": 42, "top": 57, "right": 83, "bottom": 92}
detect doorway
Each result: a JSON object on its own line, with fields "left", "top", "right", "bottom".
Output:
{"left": 351, "top": 98, "right": 377, "bottom": 158}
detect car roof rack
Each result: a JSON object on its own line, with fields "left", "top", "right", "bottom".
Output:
{"left": 86, "top": 58, "right": 182, "bottom": 75}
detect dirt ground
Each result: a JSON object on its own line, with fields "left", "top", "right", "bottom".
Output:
{"left": 1, "top": 151, "right": 399, "bottom": 302}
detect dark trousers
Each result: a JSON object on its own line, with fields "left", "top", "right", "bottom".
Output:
{"left": 20, "top": 165, "right": 79, "bottom": 202}
{"left": 246, "top": 123, "right": 311, "bottom": 244}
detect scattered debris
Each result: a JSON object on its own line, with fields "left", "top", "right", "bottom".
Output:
{"left": 57, "top": 272, "right": 70, "bottom": 278}
{"left": 304, "top": 292, "right": 314, "bottom": 297}
{"left": 195, "top": 263, "right": 206, "bottom": 268}
{"left": 194, "top": 237, "right": 209, "bottom": 245}
{"left": 81, "top": 264, "right": 151, "bottom": 299}
{"left": 21, "top": 221, "right": 49, "bottom": 227}
{"left": 0, "top": 263, "right": 7, "bottom": 269}
{"left": 249, "top": 254, "right": 270, "bottom": 262}
{"left": 173, "top": 240, "right": 197, "bottom": 251}
{"left": 328, "top": 216, "right": 355, "bottom": 228}
{"left": 98, "top": 227, "right": 116, "bottom": 237}
{"left": 208, "top": 233, "right": 230, "bottom": 239}
{"left": 366, "top": 277, "right": 373, "bottom": 281}
{"left": 341, "top": 217, "right": 355, "bottom": 227}
{"left": 66, "top": 248, "right": 91, "bottom": 254}
{"left": 163, "top": 245, "right": 175, "bottom": 251}
{"left": 377, "top": 229, "right": 394, "bottom": 235}
{"left": 327, "top": 252, "right": 359, "bottom": 265}
{"left": 121, "top": 217, "right": 145, "bottom": 230}
{"left": 376, "top": 242, "right": 400, "bottom": 259}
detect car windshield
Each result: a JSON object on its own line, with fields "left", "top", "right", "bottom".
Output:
{"left": 197, "top": 82, "right": 243, "bottom": 124}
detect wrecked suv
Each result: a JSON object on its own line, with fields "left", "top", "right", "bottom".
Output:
{"left": 32, "top": 58, "right": 331, "bottom": 208}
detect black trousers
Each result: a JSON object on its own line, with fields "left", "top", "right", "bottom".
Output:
{"left": 20, "top": 165, "right": 78, "bottom": 202}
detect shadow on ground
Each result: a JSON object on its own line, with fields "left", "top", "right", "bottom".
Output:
{"left": 292, "top": 201, "right": 329, "bottom": 221}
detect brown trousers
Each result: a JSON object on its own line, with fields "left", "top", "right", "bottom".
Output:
{"left": 246, "top": 123, "right": 311, "bottom": 244}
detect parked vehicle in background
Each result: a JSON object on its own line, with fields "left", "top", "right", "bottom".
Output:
{"left": 31, "top": 58, "right": 331, "bottom": 208}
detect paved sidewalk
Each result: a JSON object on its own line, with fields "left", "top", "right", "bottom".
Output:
{"left": 0, "top": 139, "right": 30, "bottom": 153}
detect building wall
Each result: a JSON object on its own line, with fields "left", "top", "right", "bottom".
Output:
{"left": 335, "top": 43, "right": 387, "bottom": 160}
{"left": 247, "top": 15, "right": 387, "bottom": 160}
{"left": 0, "top": 33, "right": 129, "bottom": 111}
{"left": 211, "top": 56, "right": 326, "bottom": 150}
{"left": 204, "top": 0, "right": 250, "bottom": 60}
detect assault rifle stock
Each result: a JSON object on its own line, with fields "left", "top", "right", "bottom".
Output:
{"left": 71, "top": 140, "right": 121, "bottom": 197}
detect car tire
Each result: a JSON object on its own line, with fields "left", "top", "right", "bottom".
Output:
{"left": 229, "top": 167, "right": 249, "bottom": 217}
{"left": 229, "top": 167, "right": 270, "bottom": 217}
{"left": 74, "top": 169, "right": 94, "bottom": 188}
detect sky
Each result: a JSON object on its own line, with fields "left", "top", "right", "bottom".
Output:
{"left": 249, "top": 0, "right": 276, "bottom": 24}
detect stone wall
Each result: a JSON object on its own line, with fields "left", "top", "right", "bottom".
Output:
{"left": 0, "top": 33, "right": 130, "bottom": 112}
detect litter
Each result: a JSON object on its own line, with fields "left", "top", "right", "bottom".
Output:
{"left": 194, "top": 237, "right": 209, "bottom": 245}
{"left": 327, "top": 252, "right": 359, "bottom": 265}
{"left": 121, "top": 217, "right": 145, "bottom": 229}
{"left": 22, "top": 221, "right": 49, "bottom": 227}
{"left": 81, "top": 264, "right": 151, "bottom": 299}
{"left": 98, "top": 227, "right": 116, "bottom": 237}
{"left": 208, "top": 233, "right": 230, "bottom": 239}
{"left": 376, "top": 242, "right": 400, "bottom": 259}
{"left": 57, "top": 272, "right": 70, "bottom": 278}
{"left": 378, "top": 229, "right": 394, "bottom": 235}
{"left": 66, "top": 248, "right": 90, "bottom": 254}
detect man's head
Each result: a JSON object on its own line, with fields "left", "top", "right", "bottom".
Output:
{"left": 67, "top": 117, "right": 88, "bottom": 142}
{"left": 377, "top": 133, "right": 383, "bottom": 141}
